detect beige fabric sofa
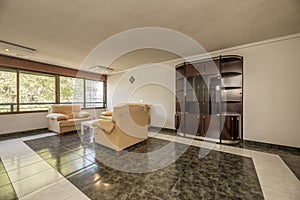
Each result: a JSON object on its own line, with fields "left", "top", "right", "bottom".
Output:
{"left": 47, "top": 104, "right": 91, "bottom": 135}
{"left": 92, "top": 103, "right": 150, "bottom": 151}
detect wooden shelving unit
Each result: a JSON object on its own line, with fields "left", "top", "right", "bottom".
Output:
{"left": 175, "top": 55, "right": 243, "bottom": 144}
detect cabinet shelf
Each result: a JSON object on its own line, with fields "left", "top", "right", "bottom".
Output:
{"left": 221, "top": 72, "right": 242, "bottom": 77}
{"left": 222, "top": 86, "right": 242, "bottom": 90}
{"left": 221, "top": 56, "right": 243, "bottom": 63}
{"left": 221, "top": 100, "right": 242, "bottom": 103}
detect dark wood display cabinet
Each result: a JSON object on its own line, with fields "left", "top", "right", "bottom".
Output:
{"left": 175, "top": 55, "right": 243, "bottom": 144}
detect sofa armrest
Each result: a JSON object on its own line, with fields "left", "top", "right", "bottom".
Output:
{"left": 47, "top": 113, "right": 68, "bottom": 121}
{"left": 92, "top": 119, "right": 115, "bottom": 133}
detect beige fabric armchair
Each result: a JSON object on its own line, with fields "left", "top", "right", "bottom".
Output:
{"left": 47, "top": 104, "right": 91, "bottom": 135}
{"left": 92, "top": 103, "right": 150, "bottom": 151}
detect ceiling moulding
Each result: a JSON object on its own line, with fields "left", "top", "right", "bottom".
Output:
{"left": 107, "top": 33, "right": 300, "bottom": 76}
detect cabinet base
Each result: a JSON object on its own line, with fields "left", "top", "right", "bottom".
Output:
{"left": 176, "top": 132, "right": 240, "bottom": 144}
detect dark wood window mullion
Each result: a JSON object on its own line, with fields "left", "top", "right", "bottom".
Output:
{"left": 104, "top": 81, "right": 107, "bottom": 107}
{"left": 16, "top": 69, "right": 20, "bottom": 112}
{"left": 83, "top": 79, "right": 86, "bottom": 108}
{"left": 55, "top": 75, "right": 60, "bottom": 104}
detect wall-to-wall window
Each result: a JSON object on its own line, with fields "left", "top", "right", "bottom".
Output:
{"left": 0, "top": 67, "right": 106, "bottom": 113}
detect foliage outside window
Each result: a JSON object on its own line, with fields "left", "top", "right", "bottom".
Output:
{"left": 0, "top": 68, "right": 17, "bottom": 112}
{"left": 19, "top": 72, "right": 56, "bottom": 111}
{"left": 60, "top": 76, "right": 84, "bottom": 107}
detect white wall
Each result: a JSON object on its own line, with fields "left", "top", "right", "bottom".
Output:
{"left": 0, "top": 108, "right": 105, "bottom": 135}
{"left": 107, "top": 64, "right": 175, "bottom": 128}
{"left": 0, "top": 112, "right": 48, "bottom": 134}
{"left": 224, "top": 36, "right": 300, "bottom": 148}
{"left": 107, "top": 34, "right": 300, "bottom": 148}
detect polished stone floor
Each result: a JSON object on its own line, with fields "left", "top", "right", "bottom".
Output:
{"left": 153, "top": 128, "right": 300, "bottom": 181}
{"left": 0, "top": 130, "right": 299, "bottom": 199}
{"left": 23, "top": 132, "right": 264, "bottom": 200}
{"left": 0, "top": 159, "right": 18, "bottom": 199}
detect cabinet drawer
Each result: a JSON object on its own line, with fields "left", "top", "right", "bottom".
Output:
{"left": 221, "top": 60, "right": 242, "bottom": 74}
{"left": 221, "top": 89, "right": 242, "bottom": 101}
{"left": 222, "top": 75, "right": 242, "bottom": 87}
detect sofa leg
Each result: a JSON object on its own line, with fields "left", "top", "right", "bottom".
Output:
{"left": 60, "top": 132, "right": 64, "bottom": 136}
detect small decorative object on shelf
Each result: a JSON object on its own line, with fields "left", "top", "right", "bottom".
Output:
{"left": 175, "top": 55, "right": 243, "bottom": 144}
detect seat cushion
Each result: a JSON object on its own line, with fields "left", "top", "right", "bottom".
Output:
{"left": 58, "top": 117, "right": 91, "bottom": 127}
{"left": 47, "top": 113, "right": 69, "bottom": 121}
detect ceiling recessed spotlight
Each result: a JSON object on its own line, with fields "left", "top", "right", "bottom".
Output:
{"left": 104, "top": 70, "right": 108, "bottom": 73}
{"left": 4, "top": 48, "right": 10, "bottom": 52}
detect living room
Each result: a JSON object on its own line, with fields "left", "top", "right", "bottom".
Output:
{"left": 0, "top": 1, "right": 299, "bottom": 200}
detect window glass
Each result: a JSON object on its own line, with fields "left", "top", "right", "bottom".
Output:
{"left": 0, "top": 68, "right": 17, "bottom": 112}
{"left": 85, "top": 79, "right": 104, "bottom": 108}
{"left": 60, "top": 76, "right": 84, "bottom": 107}
{"left": 19, "top": 71, "right": 55, "bottom": 111}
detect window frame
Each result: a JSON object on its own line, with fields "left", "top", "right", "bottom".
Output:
{"left": 0, "top": 66, "right": 107, "bottom": 114}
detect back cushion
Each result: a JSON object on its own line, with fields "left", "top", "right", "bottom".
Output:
{"left": 51, "top": 104, "right": 81, "bottom": 115}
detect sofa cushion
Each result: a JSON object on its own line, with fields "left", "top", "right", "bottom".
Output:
{"left": 76, "top": 111, "right": 90, "bottom": 118}
{"left": 100, "top": 115, "right": 113, "bottom": 121}
{"left": 101, "top": 111, "right": 112, "bottom": 116}
{"left": 58, "top": 117, "right": 91, "bottom": 127}
{"left": 47, "top": 113, "right": 69, "bottom": 121}
{"left": 51, "top": 104, "right": 81, "bottom": 114}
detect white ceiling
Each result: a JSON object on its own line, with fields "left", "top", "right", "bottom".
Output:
{"left": 0, "top": 0, "right": 299, "bottom": 73}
